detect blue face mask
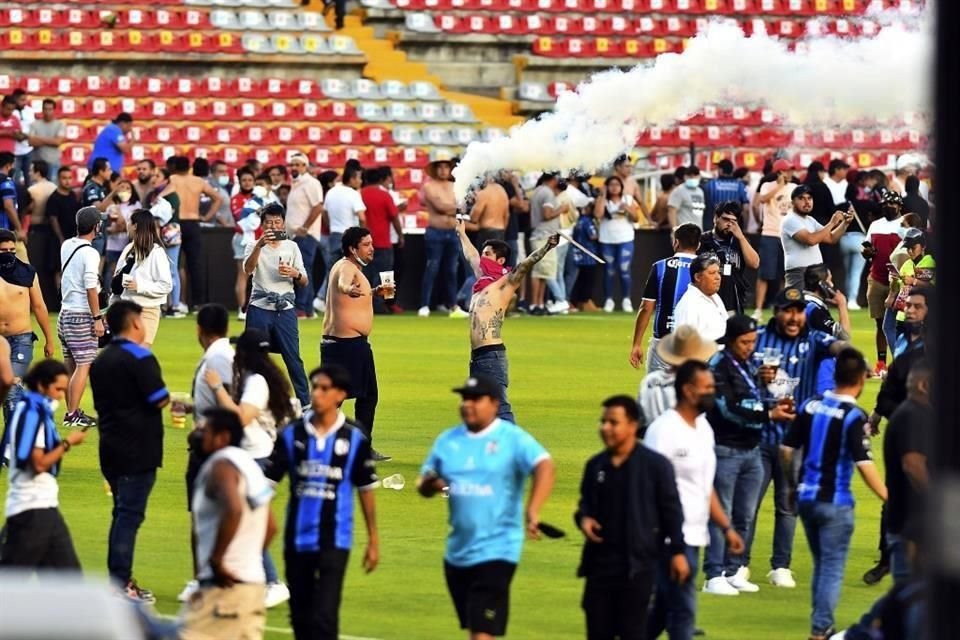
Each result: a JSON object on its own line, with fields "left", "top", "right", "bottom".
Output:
{"left": 685, "top": 178, "right": 699, "bottom": 189}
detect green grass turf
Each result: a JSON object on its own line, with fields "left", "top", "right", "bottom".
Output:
{"left": 3, "top": 310, "right": 890, "bottom": 639}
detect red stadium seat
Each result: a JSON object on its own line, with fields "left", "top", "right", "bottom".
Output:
{"left": 548, "top": 16, "right": 581, "bottom": 35}
{"left": 143, "top": 77, "right": 172, "bottom": 97}
{"left": 729, "top": 0, "right": 759, "bottom": 11}
{"left": 202, "top": 77, "right": 230, "bottom": 98}
{"left": 211, "top": 126, "right": 239, "bottom": 145}
{"left": 242, "top": 125, "right": 271, "bottom": 145}
{"left": 263, "top": 78, "right": 295, "bottom": 98}
{"left": 1, "top": 8, "right": 32, "bottom": 27}
{"left": 646, "top": 0, "right": 676, "bottom": 10}
{"left": 87, "top": 98, "right": 113, "bottom": 119}
{"left": 111, "top": 76, "right": 143, "bottom": 97}
{"left": 231, "top": 77, "right": 262, "bottom": 97}
{"left": 495, "top": 15, "right": 526, "bottom": 34}
{"left": 215, "top": 32, "right": 244, "bottom": 54}
{"left": 620, "top": 38, "right": 655, "bottom": 57}
{"left": 182, "top": 125, "right": 210, "bottom": 145}
{"left": 119, "top": 8, "right": 156, "bottom": 29}
{"left": 734, "top": 151, "right": 764, "bottom": 170}
{"left": 154, "top": 9, "right": 183, "bottom": 29}
{"left": 303, "top": 126, "right": 330, "bottom": 145}
{"left": 236, "top": 101, "right": 264, "bottom": 121}
{"left": 175, "top": 99, "right": 203, "bottom": 120}
{"left": 587, "top": 37, "right": 622, "bottom": 57}
{"left": 757, "top": 0, "right": 788, "bottom": 13}
{"left": 524, "top": 15, "right": 550, "bottom": 34}
{"left": 674, "top": 0, "right": 710, "bottom": 13}
{"left": 63, "top": 145, "right": 90, "bottom": 166}
{"left": 36, "top": 9, "right": 66, "bottom": 27}
{"left": 665, "top": 17, "right": 696, "bottom": 37}
{"left": 772, "top": 19, "right": 804, "bottom": 37}
{"left": 637, "top": 17, "right": 665, "bottom": 36}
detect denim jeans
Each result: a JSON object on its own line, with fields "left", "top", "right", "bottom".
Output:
{"left": 553, "top": 242, "right": 570, "bottom": 302}
{"left": 563, "top": 241, "right": 579, "bottom": 296}
{"left": 293, "top": 235, "right": 319, "bottom": 315}
{"left": 469, "top": 348, "right": 514, "bottom": 423}
{"left": 107, "top": 470, "right": 157, "bottom": 584}
{"left": 165, "top": 244, "right": 182, "bottom": 308}
{"left": 456, "top": 250, "right": 476, "bottom": 308}
{"left": 887, "top": 532, "right": 910, "bottom": 585}
{"left": 749, "top": 442, "right": 798, "bottom": 570}
{"left": 245, "top": 305, "right": 309, "bottom": 407}
{"left": 839, "top": 232, "right": 866, "bottom": 302}
{"left": 705, "top": 445, "right": 764, "bottom": 579}
{"left": 648, "top": 544, "right": 700, "bottom": 640}
{"left": 4, "top": 332, "right": 34, "bottom": 419}
{"left": 14, "top": 153, "right": 31, "bottom": 187}
{"left": 45, "top": 161, "right": 60, "bottom": 182}
{"left": 316, "top": 234, "right": 341, "bottom": 301}
{"left": 798, "top": 501, "right": 855, "bottom": 636}
{"left": 882, "top": 308, "right": 898, "bottom": 355}
{"left": 600, "top": 241, "right": 634, "bottom": 301}
{"left": 420, "top": 227, "right": 459, "bottom": 309}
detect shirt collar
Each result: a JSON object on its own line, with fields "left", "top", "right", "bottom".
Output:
{"left": 204, "top": 337, "right": 233, "bottom": 357}
{"left": 674, "top": 251, "right": 697, "bottom": 258}
{"left": 304, "top": 409, "right": 346, "bottom": 440}
{"left": 824, "top": 390, "right": 858, "bottom": 404}
{"left": 465, "top": 418, "right": 502, "bottom": 438}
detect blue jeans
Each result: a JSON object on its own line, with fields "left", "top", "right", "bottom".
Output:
{"left": 245, "top": 305, "right": 309, "bottom": 407}
{"left": 749, "top": 442, "right": 797, "bottom": 570}
{"left": 3, "top": 333, "right": 34, "bottom": 419}
{"left": 14, "top": 154, "right": 31, "bottom": 187}
{"left": 648, "top": 544, "right": 700, "bottom": 640}
{"left": 165, "top": 244, "right": 181, "bottom": 308}
{"left": 363, "top": 248, "right": 394, "bottom": 315}
{"left": 553, "top": 242, "right": 570, "bottom": 302}
{"left": 456, "top": 249, "right": 475, "bottom": 308}
{"left": 293, "top": 235, "right": 319, "bottom": 315}
{"left": 469, "top": 347, "right": 514, "bottom": 423}
{"left": 45, "top": 161, "right": 60, "bottom": 182}
{"left": 887, "top": 532, "right": 910, "bottom": 585}
{"left": 420, "top": 227, "right": 459, "bottom": 309}
{"left": 882, "top": 308, "right": 897, "bottom": 355}
{"left": 107, "top": 470, "right": 157, "bottom": 584}
{"left": 839, "top": 232, "right": 866, "bottom": 302}
{"left": 799, "top": 501, "right": 855, "bottom": 635}
{"left": 563, "top": 241, "right": 579, "bottom": 295}
{"left": 600, "top": 241, "right": 634, "bottom": 301}
{"left": 705, "top": 445, "right": 764, "bottom": 579}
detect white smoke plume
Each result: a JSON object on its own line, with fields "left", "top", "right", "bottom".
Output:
{"left": 453, "top": 17, "right": 933, "bottom": 200}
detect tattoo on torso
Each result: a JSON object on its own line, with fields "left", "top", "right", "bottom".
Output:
{"left": 470, "top": 294, "right": 506, "bottom": 341}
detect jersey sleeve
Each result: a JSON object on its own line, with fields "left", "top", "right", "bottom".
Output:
{"left": 642, "top": 264, "right": 660, "bottom": 301}
{"left": 514, "top": 428, "right": 549, "bottom": 475}
{"left": 420, "top": 435, "right": 443, "bottom": 477}
{"left": 812, "top": 330, "right": 838, "bottom": 357}
{"left": 136, "top": 355, "right": 169, "bottom": 406}
{"left": 845, "top": 411, "right": 873, "bottom": 463}
{"left": 350, "top": 433, "right": 378, "bottom": 491}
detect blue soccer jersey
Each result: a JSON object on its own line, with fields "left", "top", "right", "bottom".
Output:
{"left": 421, "top": 419, "right": 549, "bottom": 567}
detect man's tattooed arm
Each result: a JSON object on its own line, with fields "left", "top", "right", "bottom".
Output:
{"left": 507, "top": 233, "right": 560, "bottom": 287}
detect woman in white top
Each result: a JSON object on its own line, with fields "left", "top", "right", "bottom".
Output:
{"left": 594, "top": 176, "right": 639, "bottom": 313}
{"left": 103, "top": 180, "right": 139, "bottom": 283}
{"left": 204, "top": 327, "right": 295, "bottom": 606}
{"left": 114, "top": 209, "right": 172, "bottom": 347}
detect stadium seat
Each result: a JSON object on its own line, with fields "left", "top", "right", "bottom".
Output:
{"left": 303, "top": 126, "right": 330, "bottom": 144}
{"left": 330, "top": 35, "right": 362, "bottom": 55}
{"left": 211, "top": 126, "right": 239, "bottom": 144}
{"left": 517, "top": 82, "right": 551, "bottom": 102}
{"left": 352, "top": 78, "right": 383, "bottom": 99}
{"left": 422, "top": 127, "right": 454, "bottom": 146}
{"left": 210, "top": 9, "right": 240, "bottom": 29}
{"left": 428, "top": 147, "right": 457, "bottom": 162}
{"left": 301, "top": 35, "right": 332, "bottom": 55}
{"left": 142, "top": 76, "right": 172, "bottom": 97}
{"left": 239, "top": 10, "right": 270, "bottom": 29}
{"left": 637, "top": 17, "right": 665, "bottom": 36}
{"left": 296, "top": 12, "right": 331, "bottom": 31}
{"left": 479, "top": 127, "right": 504, "bottom": 142}
{"left": 381, "top": 80, "right": 412, "bottom": 100}
{"left": 366, "top": 127, "right": 394, "bottom": 145}
{"left": 321, "top": 78, "right": 355, "bottom": 99}
{"left": 391, "top": 126, "right": 423, "bottom": 145}
{"left": 272, "top": 33, "right": 306, "bottom": 53}
{"left": 409, "top": 82, "right": 442, "bottom": 101}
{"left": 356, "top": 102, "right": 387, "bottom": 121}
{"left": 406, "top": 13, "right": 442, "bottom": 33}
{"left": 242, "top": 33, "right": 277, "bottom": 53}
{"left": 546, "top": 81, "right": 573, "bottom": 98}
{"left": 417, "top": 102, "right": 451, "bottom": 122}
{"left": 451, "top": 127, "right": 479, "bottom": 145}
{"left": 154, "top": 9, "right": 184, "bottom": 29}
{"left": 445, "top": 103, "right": 477, "bottom": 122}
{"left": 175, "top": 99, "right": 203, "bottom": 120}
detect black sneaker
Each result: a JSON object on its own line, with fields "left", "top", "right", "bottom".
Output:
{"left": 122, "top": 579, "right": 156, "bottom": 604}
{"left": 862, "top": 562, "right": 889, "bottom": 585}
{"left": 372, "top": 449, "right": 392, "bottom": 462}
{"left": 64, "top": 410, "right": 97, "bottom": 429}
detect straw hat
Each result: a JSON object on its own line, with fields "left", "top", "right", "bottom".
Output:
{"left": 655, "top": 325, "right": 718, "bottom": 366}
{"left": 425, "top": 157, "right": 457, "bottom": 180}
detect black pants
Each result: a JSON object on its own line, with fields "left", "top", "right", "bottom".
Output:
{"left": 180, "top": 220, "right": 206, "bottom": 308}
{"left": 571, "top": 265, "right": 597, "bottom": 305}
{"left": 320, "top": 335, "right": 378, "bottom": 439}
{"left": 0, "top": 507, "right": 81, "bottom": 570}
{"left": 582, "top": 571, "right": 655, "bottom": 640}
{"left": 285, "top": 549, "right": 350, "bottom": 640}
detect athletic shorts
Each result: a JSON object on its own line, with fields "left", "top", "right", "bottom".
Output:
{"left": 529, "top": 237, "right": 558, "bottom": 280}
{"left": 867, "top": 278, "right": 890, "bottom": 320}
{"left": 758, "top": 236, "right": 785, "bottom": 282}
{"left": 444, "top": 560, "right": 517, "bottom": 637}
{"left": 57, "top": 311, "right": 98, "bottom": 366}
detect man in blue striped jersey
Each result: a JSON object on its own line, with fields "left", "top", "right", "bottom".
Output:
{"left": 264, "top": 364, "right": 379, "bottom": 640}
{"left": 629, "top": 222, "right": 702, "bottom": 373}
{"left": 780, "top": 348, "right": 887, "bottom": 640}
{"left": 748, "top": 287, "right": 849, "bottom": 589}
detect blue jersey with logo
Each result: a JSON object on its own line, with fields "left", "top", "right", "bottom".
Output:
{"left": 421, "top": 419, "right": 549, "bottom": 567}
{"left": 642, "top": 253, "right": 695, "bottom": 338}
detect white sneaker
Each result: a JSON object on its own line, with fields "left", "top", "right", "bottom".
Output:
{"left": 702, "top": 576, "right": 740, "bottom": 596}
{"left": 829, "top": 631, "right": 848, "bottom": 640}
{"left": 847, "top": 301, "right": 861, "bottom": 311}
{"left": 751, "top": 309, "right": 763, "bottom": 322}
{"left": 176, "top": 303, "right": 189, "bottom": 315}
{"left": 603, "top": 298, "right": 615, "bottom": 313}
{"left": 547, "top": 300, "right": 570, "bottom": 315}
{"left": 237, "top": 310, "right": 246, "bottom": 321}
{"left": 313, "top": 297, "right": 326, "bottom": 314}
{"left": 767, "top": 567, "right": 796, "bottom": 588}
{"left": 449, "top": 306, "right": 469, "bottom": 318}
{"left": 177, "top": 580, "right": 199, "bottom": 602}
{"left": 621, "top": 297, "right": 633, "bottom": 313}
{"left": 264, "top": 582, "right": 290, "bottom": 608}
{"left": 726, "top": 567, "right": 760, "bottom": 592}
{"left": 417, "top": 306, "right": 430, "bottom": 317}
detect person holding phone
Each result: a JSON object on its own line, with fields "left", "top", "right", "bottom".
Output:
{"left": 242, "top": 202, "right": 309, "bottom": 410}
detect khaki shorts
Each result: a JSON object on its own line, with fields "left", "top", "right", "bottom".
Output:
{"left": 529, "top": 237, "right": 558, "bottom": 280}
{"left": 179, "top": 583, "right": 266, "bottom": 640}
{"left": 140, "top": 306, "right": 162, "bottom": 346}
{"left": 866, "top": 278, "right": 889, "bottom": 320}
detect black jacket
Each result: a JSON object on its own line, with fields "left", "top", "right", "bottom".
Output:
{"left": 575, "top": 443, "right": 685, "bottom": 579}
{"left": 876, "top": 340, "right": 926, "bottom": 419}
{"left": 707, "top": 352, "right": 767, "bottom": 450}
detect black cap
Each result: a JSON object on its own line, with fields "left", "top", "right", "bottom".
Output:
{"left": 452, "top": 375, "right": 500, "bottom": 399}
{"left": 720, "top": 314, "right": 758, "bottom": 344}
{"left": 773, "top": 287, "right": 806, "bottom": 310}
{"left": 230, "top": 328, "right": 271, "bottom": 352}
{"left": 791, "top": 184, "right": 812, "bottom": 200}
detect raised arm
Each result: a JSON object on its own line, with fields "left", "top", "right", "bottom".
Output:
{"left": 456, "top": 218, "right": 482, "bottom": 278}
{"left": 507, "top": 233, "right": 560, "bottom": 287}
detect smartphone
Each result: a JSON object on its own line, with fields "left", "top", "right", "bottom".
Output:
{"left": 271, "top": 230, "right": 287, "bottom": 241}
{"left": 886, "top": 263, "right": 901, "bottom": 278}
{"left": 818, "top": 280, "right": 838, "bottom": 299}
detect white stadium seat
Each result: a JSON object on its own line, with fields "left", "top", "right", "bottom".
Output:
{"left": 405, "top": 13, "right": 442, "bottom": 33}
{"left": 380, "top": 80, "right": 412, "bottom": 100}
{"left": 409, "top": 81, "right": 442, "bottom": 101}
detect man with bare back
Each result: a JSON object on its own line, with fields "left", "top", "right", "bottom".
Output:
{"left": 456, "top": 218, "right": 559, "bottom": 423}
{"left": 469, "top": 179, "right": 509, "bottom": 244}
{"left": 161, "top": 156, "right": 222, "bottom": 310}
{"left": 321, "top": 226, "right": 395, "bottom": 461}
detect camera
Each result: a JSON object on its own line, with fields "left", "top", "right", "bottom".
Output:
{"left": 271, "top": 230, "right": 287, "bottom": 241}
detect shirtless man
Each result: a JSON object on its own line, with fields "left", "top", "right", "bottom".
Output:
{"left": 419, "top": 159, "right": 467, "bottom": 317}
{"left": 456, "top": 217, "right": 559, "bottom": 423}
{"left": 614, "top": 154, "right": 650, "bottom": 222}
{"left": 0, "top": 229, "right": 54, "bottom": 416}
{"left": 321, "top": 226, "right": 395, "bottom": 460}
{"left": 468, "top": 178, "right": 509, "bottom": 244}
{"left": 161, "top": 155, "right": 222, "bottom": 310}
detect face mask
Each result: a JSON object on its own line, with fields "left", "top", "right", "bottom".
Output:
{"left": 290, "top": 169, "right": 300, "bottom": 180}
{"left": 0, "top": 252, "right": 16, "bottom": 269}
{"left": 253, "top": 185, "right": 268, "bottom": 199}
{"left": 906, "top": 321, "right": 924, "bottom": 336}
{"left": 863, "top": 187, "right": 872, "bottom": 193}
{"left": 217, "top": 175, "right": 230, "bottom": 187}
{"left": 353, "top": 250, "right": 370, "bottom": 267}
{"left": 47, "top": 398, "right": 60, "bottom": 413}
{"left": 118, "top": 191, "right": 131, "bottom": 203}
{"left": 685, "top": 178, "right": 699, "bottom": 189}
{"left": 695, "top": 393, "right": 716, "bottom": 414}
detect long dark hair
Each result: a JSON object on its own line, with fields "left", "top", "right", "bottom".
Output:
{"left": 129, "top": 209, "right": 163, "bottom": 261}
{"left": 232, "top": 346, "right": 294, "bottom": 425}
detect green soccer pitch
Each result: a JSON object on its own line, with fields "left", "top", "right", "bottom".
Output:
{"left": 3, "top": 311, "right": 893, "bottom": 639}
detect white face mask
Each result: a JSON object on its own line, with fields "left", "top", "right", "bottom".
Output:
{"left": 118, "top": 191, "right": 131, "bottom": 203}
{"left": 217, "top": 175, "right": 230, "bottom": 187}
{"left": 353, "top": 250, "right": 369, "bottom": 267}
{"left": 685, "top": 178, "right": 699, "bottom": 189}
{"left": 47, "top": 398, "right": 60, "bottom": 412}
{"left": 253, "top": 185, "right": 268, "bottom": 199}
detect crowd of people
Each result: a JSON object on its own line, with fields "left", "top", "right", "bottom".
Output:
{"left": 0, "top": 95, "right": 938, "bottom": 640}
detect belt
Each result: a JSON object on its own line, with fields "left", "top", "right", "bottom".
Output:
{"left": 472, "top": 343, "right": 506, "bottom": 357}
{"left": 322, "top": 334, "right": 368, "bottom": 344}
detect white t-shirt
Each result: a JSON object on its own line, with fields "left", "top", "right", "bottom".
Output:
{"left": 14, "top": 105, "right": 34, "bottom": 156}
{"left": 239, "top": 373, "right": 279, "bottom": 459}
{"left": 638, "top": 369, "right": 676, "bottom": 426}
{"left": 780, "top": 212, "right": 824, "bottom": 270}
{"left": 644, "top": 408, "right": 716, "bottom": 547}
{"left": 599, "top": 195, "right": 636, "bottom": 244}
{"left": 5, "top": 420, "right": 59, "bottom": 517}
{"left": 672, "top": 286, "right": 728, "bottom": 342}
{"left": 324, "top": 183, "right": 366, "bottom": 234}
{"left": 823, "top": 176, "right": 848, "bottom": 206}
{"left": 60, "top": 238, "right": 101, "bottom": 312}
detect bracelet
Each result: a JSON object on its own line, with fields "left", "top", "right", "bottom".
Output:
{"left": 61, "top": 440, "right": 71, "bottom": 452}
{"left": 93, "top": 315, "right": 103, "bottom": 321}
{"left": 211, "top": 383, "right": 224, "bottom": 392}
{"left": 721, "top": 524, "right": 730, "bottom": 535}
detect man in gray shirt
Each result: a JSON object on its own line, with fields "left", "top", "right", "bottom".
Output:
{"left": 780, "top": 185, "right": 850, "bottom": 289}
{"left": 528, "top": 172, "right": 570, "bottom": 315}
{"left": 668, "top": 166, "right": 707, "bottom": 228}
{"left": 28, "top": 99, "right": 65, "bottom": 181}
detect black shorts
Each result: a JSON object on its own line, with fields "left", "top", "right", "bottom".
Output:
{"left": 185, "top": 450, "right": 203, "bottom": 512}
{"left": 320, "top": 335, "right": 377, "bottom": 400}
{"left": 444, "top": 560, "right": 517, "bottom": 637}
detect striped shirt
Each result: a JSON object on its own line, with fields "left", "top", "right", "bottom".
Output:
{"left": 0, "top": 172, "right": 17, "bottom": 230}
{"left": 782, "top": 391, "right": 873, "bottom": 507}
{"left": 265, "top": 411, "right": 377, "bottom": 553}
{"left": 642, "top": 252, "right": 695, "bottom": 339}
{"left": 753, "top": 321, "right": 836, "bottom": 445}
{"left": 1, "top": 391, "right": 61, "bottom": 517}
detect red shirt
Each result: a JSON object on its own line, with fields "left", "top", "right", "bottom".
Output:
{"left": 361, "top": 185, "right": 399, "bottom": 249}
{"left": 0, "top": 112, "right": 20, "bottom": 154}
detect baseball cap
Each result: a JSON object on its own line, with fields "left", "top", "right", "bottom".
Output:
{"left": 452, "top": 375, "right": 500, "bottom": 399}
{"left": 772, "top": 159, "right": 793, "bottom": 173}
{"left": 791, "top": 184, "right": 812, "bottom": 200}
{"left": 902, "top": 231, "right": 926, "bottom": 248}
{"left": 720, "top": 314, "right": 758, "bottom": 344}
{"left": 773, "top": 287, "right": 806, "bottom": 310}
{"left": 898, "top": 226, "right": 924, "bottom": 241}
{"left": 230, "top": 328, "right": 271, "bottom": 352}
{"left": 75, "top": 206, "right": 101, "bottom": 231}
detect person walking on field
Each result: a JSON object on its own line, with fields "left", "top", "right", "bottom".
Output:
{"left": 113, "top": 210, "right": 172, "bottom": 348}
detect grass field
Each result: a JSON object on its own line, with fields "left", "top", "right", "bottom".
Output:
{"left": 2, "top": 310, "right": 892, "bottom": 639}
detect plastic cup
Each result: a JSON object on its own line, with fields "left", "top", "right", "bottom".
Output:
{"left": 170, "top": 392, "right": 190, "bottom": 429}
{"left": 122, "top": 273, "right": 133, "bottom": 288}
{"left": 762, "top": 347, "right": 782, "bottom": 367}
{"left": 379, "top": 270, "right": 395, "bottom": 300}
{"left": 381, "top": 473, "right": 405, "bottom": 490}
